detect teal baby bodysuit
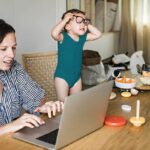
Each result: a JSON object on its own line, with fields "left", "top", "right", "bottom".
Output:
{"left": 54, "top": 32, "right": 87, "bottom": 88}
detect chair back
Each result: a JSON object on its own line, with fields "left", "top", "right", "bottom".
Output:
{"left": 22, "top": 51, "right": 57, "bottom": 101}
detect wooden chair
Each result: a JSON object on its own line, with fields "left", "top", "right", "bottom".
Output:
{"left": 22, "top": 51, "right": 57, "bottom": 101}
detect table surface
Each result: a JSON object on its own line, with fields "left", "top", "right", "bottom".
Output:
{"left": 0, "top": 90, "right": 150, "bottom": 150}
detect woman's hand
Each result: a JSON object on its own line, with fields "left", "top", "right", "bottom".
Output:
{"left": 10, "top": 113, "right": 45, "bottom": 132}
{"left": 34, "top": 101, "right": 64, "bottom": 118}
{"left": 0, "top": 113, "right": 45, "bottom": 135}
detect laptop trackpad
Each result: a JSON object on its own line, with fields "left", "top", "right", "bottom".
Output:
{"left": 36, "top": 129, "right": 59, "bottom": 145}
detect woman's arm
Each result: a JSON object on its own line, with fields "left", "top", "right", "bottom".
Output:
{"left": 51, "top": 13, "right": 73, "bottom": 41}
{"left": 86, "top": 24, "right": 102, "bottom": 41}
{"left": 0, "top": 100, "right": 64, "bottom": 136}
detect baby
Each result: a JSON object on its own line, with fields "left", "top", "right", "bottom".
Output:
{"left": 51, "top": 9, "right": 101, "bottom": 101}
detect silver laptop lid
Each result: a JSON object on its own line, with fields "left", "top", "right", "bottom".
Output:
{"left": 55, "top": 80, "right": 113, "bottom": 149}
{"left": 13, "top": 81, "right": 113, "bottom": 150}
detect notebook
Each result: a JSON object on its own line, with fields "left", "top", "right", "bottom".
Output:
{"left": 13, "top": 80, "right": 113, "bottom": 150}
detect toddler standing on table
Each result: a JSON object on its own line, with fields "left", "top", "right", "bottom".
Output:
{"left": 51, "top": 9, "right": 101, "bottom": 102}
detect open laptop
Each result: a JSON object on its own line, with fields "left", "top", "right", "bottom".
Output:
{"left": 13, "top": 80, "right": 113, "bottom": 150}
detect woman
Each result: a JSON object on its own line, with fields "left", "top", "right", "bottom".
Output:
{"left": 0, "top": 19, "right": 63, "bottom": 135}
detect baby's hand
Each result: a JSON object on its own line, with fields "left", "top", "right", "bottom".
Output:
{"left": 63, "top": 13, "right": 74, "bottom": 23}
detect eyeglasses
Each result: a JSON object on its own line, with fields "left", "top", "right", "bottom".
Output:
{"left": 72, "top": 15, "right": 90, "bottom": 25}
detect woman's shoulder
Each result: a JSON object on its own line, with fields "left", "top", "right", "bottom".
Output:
{"left": 11, "top": 60, "right": 25, "bottom": 74}
{"left": 12, "top": 60, "right": 22, "bottom": 69}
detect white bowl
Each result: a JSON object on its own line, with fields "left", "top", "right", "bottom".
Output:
{"left": 130, "top": 88, "right": 139, "bottom": 95}
{"left": 140, "top": 77, "right": 150, "bottom": 85}
{"left": 115, "top": 78, "right": 136, "bottom": 89}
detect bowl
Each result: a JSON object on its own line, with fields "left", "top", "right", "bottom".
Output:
{"left": 115, "top": 78, "right": 136, "bottom": 89}
{"left": 140, "top": 76, "right": 150, "bottom": 85}
{"left": 130, "top": 88, "right": 139, "bottom": 95}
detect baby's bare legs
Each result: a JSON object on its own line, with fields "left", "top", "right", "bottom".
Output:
{"left": 70, "top": 78, "right": 82, "bottom": 94}
{"left": 55, "top": 77, "right": 69, "bottom": 102}
{"left": 55, "top": 78, "right": 82, "bottom": 102}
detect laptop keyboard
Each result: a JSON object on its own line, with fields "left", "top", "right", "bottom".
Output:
{"left": 36, "top": 129, "right": 59, "bottom": 145}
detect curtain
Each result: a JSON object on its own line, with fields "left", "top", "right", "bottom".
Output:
{"left": 119, "top": 0, "right": 150, "bottom": 64}
{"left": 67, "top": 0, "right": 80, "bottom": 10}
{"left": 66, "top": 0, "right": 96, "bottom": 25}
{"left": 143, "top": 0, "right": 150, "bottom": 64}
{"left": 80, "top": 0, "right": 96, "bottom": 25}
{"left": 119, "top": 0, "right": 136, "bottom": 56}
{"left": 81, "top": 0, "right": 121, "bottom": 32}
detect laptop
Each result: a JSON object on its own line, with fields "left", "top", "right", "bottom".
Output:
{"left": 13, "top": 80, "right": 113, "bottom": 150}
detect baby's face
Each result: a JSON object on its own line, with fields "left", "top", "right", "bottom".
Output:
{"left": 67, "top": 13, "right": 90, "bottom": 36}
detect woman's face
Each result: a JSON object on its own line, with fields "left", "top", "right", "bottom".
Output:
{"left": 0, "top": 33, "right": 17, "bottom": 71}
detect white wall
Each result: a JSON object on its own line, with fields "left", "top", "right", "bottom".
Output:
{"left": 0, "top": 0, "right": 66, "bottom": 63}
{"left": 0, "top": 0, "right": 118, "bottom": 63}
{"left": 84, "top": 32, "right": 119, "bottom": 60}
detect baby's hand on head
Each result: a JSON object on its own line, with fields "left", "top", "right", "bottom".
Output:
{"left": 63, "top": 13, "right": 74, "bottom": 23}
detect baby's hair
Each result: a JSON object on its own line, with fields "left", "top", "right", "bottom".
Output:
{"left": 61, "top": 9, "right": 85, "bottom": 20}
{"left": 0, "top": 19, "right": 15, "bottom": 43}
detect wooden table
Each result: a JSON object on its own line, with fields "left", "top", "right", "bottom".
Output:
{"left": 1, "top": 91, "right": 150, "bottom": 150}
